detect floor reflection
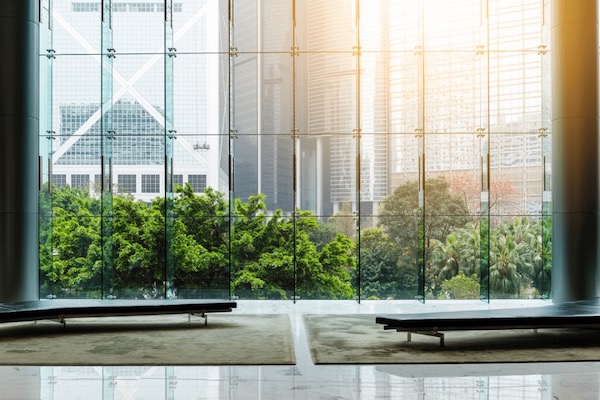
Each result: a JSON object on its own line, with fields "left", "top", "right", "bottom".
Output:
{"left": 4, "top": 364, "right": 599, "bottom": 400}
{"left": 2, "top": 300, "right": 599, "bottom": 399}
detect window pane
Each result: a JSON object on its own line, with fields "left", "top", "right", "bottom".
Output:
{"left": 142, "top": 174, "right": 160, "bottom": 193}
{"left": 117, "top": 174, "right": 136, "bottom": 194}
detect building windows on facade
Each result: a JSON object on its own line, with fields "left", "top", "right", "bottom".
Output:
{"left": 72, "top": 3, "right": 100, "bottom": 12}
{"left": 71, "top": 174, "right": 90, "bottom": 189}
{"left": 94, "top": 174, "right": 102, "bottom": 189}
{"left": 117, "top": 174, "right": 136, "bottom": 194}
{"left": 188, "top": 174, "right": 207, "bottom": 193}
{"left": 72, "top": 2, "right": 182, "bottom": 13}
{"left": 173, "top": 175, "right": 184, "bottom": 188}
{"left": 112, "top": 3, "right": 127, "bottom": 12}
{"left": 52, "top": 174, "right": 67, "bottom": 189}
{"left": 141, "top": 174, "right": 160, "bottom": 193}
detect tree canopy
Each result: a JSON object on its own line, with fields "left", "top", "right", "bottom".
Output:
{"left": 41, "top": 184, "right": 356, "bottom": 300}
{"left": 40, "top": 179, "right": 551, "bottom": 301}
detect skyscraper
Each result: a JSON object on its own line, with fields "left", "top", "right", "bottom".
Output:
{"left": 50, "top": 1, "right": 229, "bottom": 202}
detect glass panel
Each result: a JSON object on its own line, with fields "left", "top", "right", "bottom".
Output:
{"left": 423, "top": 0, "right": 483, "bottom": 51}
{"left": 110, "top": 201, "right": 166, "bottom": 298}
{"left": 489, "top": 132, "right": 543, "bottom": 299}
{"left": 52, "top": 56, "right": 102, "bottom": 148}
{"left": 165, "top": 3, "right": 175, "bottom": 299}
{"left": 489, "top": 52, "right": 543, "bottom": 133}
{"left": 362, "top": 0, "right": 420, "bottom": 53}
{"left": 50, "top": 53, "right": 103, "bottom": 298}
{"left": 44, "top": 213, "right": 103, "bottom": 298}
{"left": 296, "top": 214, "right": 355, "bottom": 300}
{"left": 172, "top": 28, "right": 230, "bottom": 299}
{"left": 232, "top": 213, "right": 294, "bottom": 300}
{"left": 40, "top": 2, "right": 54, "bottom": 299}
{"left": 490, "top": 133, "right": 542, "bottom": 217}
{"left": 378, "top": 133, "right": 423, "bottom": 301}
{"left": 388, "top": 51, "right": 421, "bottom": 134}
{"left": 359, "top": 54, "right": 390, "bottom": 136}
{"left": 173, "top": 0, "right": 229, "bottom": 54}
{"left": 52, "top": 0, "right": 101, "bottom": 55}
{"left": 233, "top": 0, "right": 293, "bottom": 53}
{"left": 540, "top": 131, "right": 551, "bottom": 299}
{"left": 295, "top": 0, "right": 356, "bottom": 53}
{"left": 173, "top": 54, "right": 229, "bottom": 193}
{"left": 101, "top": 0, "right": 114, "bottom": 299}
{"left": 489, "top": 215, "right": 544, "bottom": 300}
{"left": 357, "top": 132, "right": 388, "bottom": 300}
{"left": 489, "top": 0, "right": 544, "bottom": 52}
{"left": 479, "top": 131, "right": 491, "bottom": 302}
{"left": 424, "top": 53, "right": 485, "bottom": 134}
{"left": 298, "top": 53, "right": 357, "bottom": 135}
{"left": 232, "top": 51, "right": 294, "bottom": 211}
{"left": 172, "top": 211, "right": 230, "bottom": 299}
{"left": 296, "top": 130, "right": 358, "bottom": 299}
{"left": 424, "top": 134, "right": 481, "bottom": 300}
{"left": 106, "top": 45, "right": 167, "bottom": 298}
{"left": 112, "top": 1, "right": 165, "bottom": 54}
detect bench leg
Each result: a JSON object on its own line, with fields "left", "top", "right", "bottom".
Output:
{"left": 189, "top": 313, "right": 207, "bottom": 326}
{"left": 404, "top": 331, "right": 445, "bottom": 347}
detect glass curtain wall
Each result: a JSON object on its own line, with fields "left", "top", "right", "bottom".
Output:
{"left": 39, "top": 0, "right": 551, "bottom": 302}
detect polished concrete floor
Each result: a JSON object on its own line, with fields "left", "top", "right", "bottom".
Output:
{"left": 2, "top": 299, "right": 600, "bottom": 399}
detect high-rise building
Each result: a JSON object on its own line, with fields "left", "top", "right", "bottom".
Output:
{"left": 387, "top": 0, "right": 551, "bottom": 216}
{"left": 231, "top": 0, "right": 295, "bottom": 212}
{"left": 50, "top": 0, "right": 228, "bottom": 202}
{"left": 53, "top": 101, "right": 210, "bottom": 200}
{"left": 296, "top": 0, "right": 390, "bottom": 217}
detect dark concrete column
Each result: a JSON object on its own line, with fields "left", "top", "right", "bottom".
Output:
{"left": 0, "top": 1, "right": 39, "bottom": 302}
{"left": 551, "top": 0, "right": 599, "bottom": 303}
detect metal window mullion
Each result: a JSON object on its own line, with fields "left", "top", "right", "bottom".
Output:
{"left": 354, "top": 0, "right": 362, "bottom": 303}
{"left": 228, "top": 0, "right": 236, "bottom": 300}
{"left": 291, "top": 0, "right": 299, "bottom": 304}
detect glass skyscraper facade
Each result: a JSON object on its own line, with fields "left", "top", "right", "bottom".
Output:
{"left": 39, "top": 0, "right": 551, "bottom": 301}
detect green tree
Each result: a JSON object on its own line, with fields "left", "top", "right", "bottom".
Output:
{"left": 489, "top": 234, "right": 523, "bottom": 298}
{"left": 173, "top": 184, "right": 230, "bottom": 296}
{"left": 43, "top": 185, "right": 359, "bottom": 300}
{"left": 111, "top": 194, "right": 159, "bottom": 296}
{"left": 428, "top": 222, "right": 482, "bottom": 292}
{"left": 531, "top": 217, "right": 552, "bottom": 297}
{"left": 40, "top": 186, "right": 102, "bottom": 297}
{"left": 378, "top": 177, "right": 471, "bottom": 297}
{"left": 328, "top": 201, "right": 356, "bottom": 239}
{"left": 489, "top": 216, "right": 548, "bottom": 299}
{"left": 356, "top": 227, "right": 417, "bottom": 299}
{"left": 232, "top": 204, "right": 355, "bottom": 299}
{"left": 438, "top": 272, "right": 480, "bottom": 299}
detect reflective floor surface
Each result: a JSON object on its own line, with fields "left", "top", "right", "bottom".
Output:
{"left": 2, "top": 299, "right": 599, "bottom": 400}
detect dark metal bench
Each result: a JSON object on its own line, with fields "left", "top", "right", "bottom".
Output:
{"left": 0, "top": 299, "right": 237, "bottom": 327}
{"left": 376, "top": 298, "right": 600, "bottom": 347}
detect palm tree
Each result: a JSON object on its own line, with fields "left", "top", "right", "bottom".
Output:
{"left": 457, "top": 223, "right": 481, "bottom": 277}
{"left": 489, "top": 234, "right": 522, "bottom": 298}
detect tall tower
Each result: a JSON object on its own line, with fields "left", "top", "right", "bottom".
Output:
{"left": 232, "top": 0, "right": 294, "bottom": 212}
{"left": 297, "top": 0, "right": 389, "bottom": 217}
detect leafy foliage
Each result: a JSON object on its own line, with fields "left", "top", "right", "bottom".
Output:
{"left": 42, "top": 184, "right": 356, "bottom": 300}
{"left": 438, "top": 273, "right": 480, "bottom": 300}
{"left": 377, "top": 177, "right": 472, "bottom": 298}
{"left": 40, "top": 180, "right": 551, "bottom": 301}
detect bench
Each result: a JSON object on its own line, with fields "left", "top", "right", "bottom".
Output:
{"left": 0, "top": 299, "right": 237, "bottom": 328}
{"left": 376, "top": 298, "right": 600, "bottom": 347}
